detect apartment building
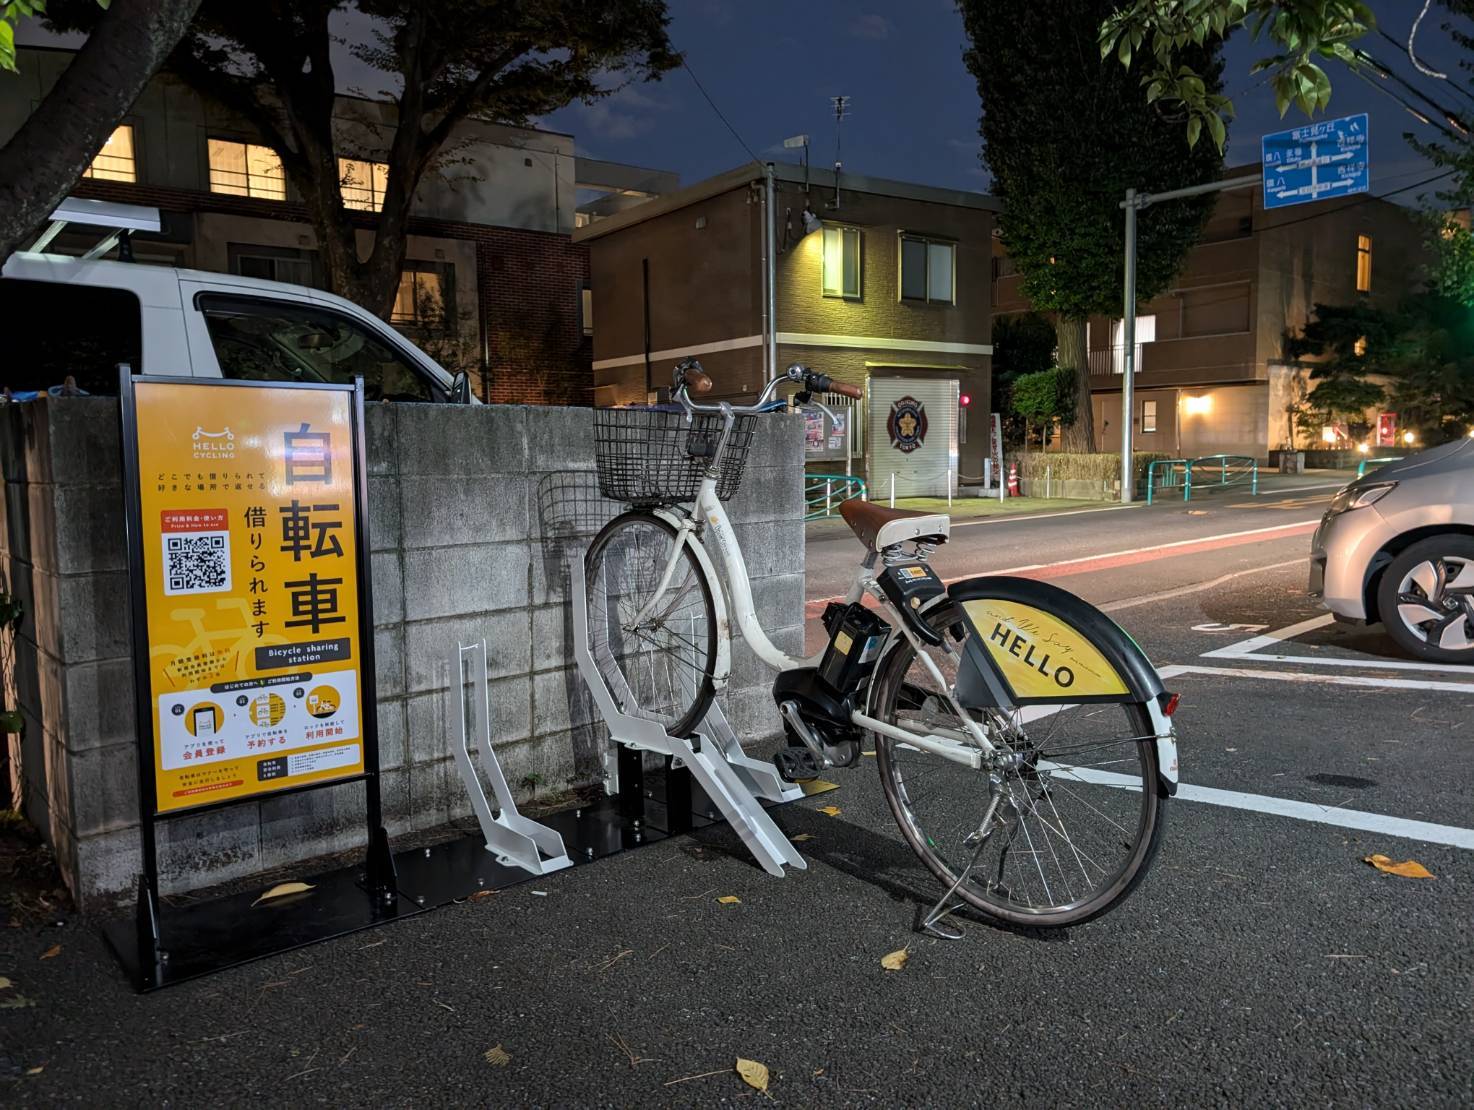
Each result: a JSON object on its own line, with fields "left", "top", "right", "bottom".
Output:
{"left": 992, "top": 165, "right": 1424, "bottom": 459}
{"left": 1, "top": 46, "right": 675, "bottom": 405}
{"left": 577, "top": 163, "right": 997, "bottom": 495}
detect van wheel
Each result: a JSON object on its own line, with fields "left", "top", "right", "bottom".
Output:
{"left": 1376, "top": 536, "right": 1474, "bottom": 663}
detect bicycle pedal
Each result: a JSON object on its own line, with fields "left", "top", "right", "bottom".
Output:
{"left": 773, "top": 745, "right": 826, "bottom": 783}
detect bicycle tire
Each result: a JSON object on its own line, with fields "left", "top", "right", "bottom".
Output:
{"left": 869, "top": 601, "right": 1166, "bottom": 930}
{"left": 584, "top": 511, "right": 717, "bottom": 738}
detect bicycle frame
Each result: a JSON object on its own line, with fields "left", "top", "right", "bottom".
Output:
{"left": 630, "top": 471, "right": 994, "bottom": 772}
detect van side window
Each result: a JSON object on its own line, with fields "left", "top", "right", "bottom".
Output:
{"left": 1, "top": 278, "right": 142, "bottom": 395}
{"left": 197, "top": 294, "right": 439, "bottom": 402}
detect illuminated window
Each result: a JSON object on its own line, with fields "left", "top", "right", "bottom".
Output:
{"left": 900, "top": 235, "right": 956, "bottom": 304}
{"left": 581, "top": 285, "right": 593, "bottom": 337}
{"left": 208, "top": 138, "right": 286, "bottom": 200}
{"left": 83, "top": 125, "right": 136, "bottom": 183}
{"left": 1356, "top": 234, "right": 1372, "bottom": 293}
{"left": 391, "top": 266, "right": 448, "bottom": 328}
{"left": 339, "top": 158, "right": 389, "bottom": 212}
{"left": 822, "top": 226, "right": 861, "bottom": 299}
{"left": 1142, "top": 399, "right": 1157, "bottom": 433}
{"left": 1353, "top": 335, "right": 1368, "bottom": 356}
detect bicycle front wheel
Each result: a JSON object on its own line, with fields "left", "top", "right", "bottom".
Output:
{"left": 869, "top": 602, "right": 1165, "bottom": 930}
{"left": 584, "top": 512, "right": 716, "bottom": 738}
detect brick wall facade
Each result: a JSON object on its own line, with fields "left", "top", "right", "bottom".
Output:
{"left": 68, "top": 178, "right": 593, "bottom": 406}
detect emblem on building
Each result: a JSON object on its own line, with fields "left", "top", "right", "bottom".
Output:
{"left": 887, "top": 396, "right": 928, "bottom": 453}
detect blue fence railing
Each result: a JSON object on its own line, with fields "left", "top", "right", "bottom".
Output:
{"left": 1146, "top": 454, "right": 1258, "bottom": 505}
{"left": 805, "top": 473, "right": 867, "bottom": 520}
{"left": 1357, "top": 456, "right": 1403, "bottom": 478}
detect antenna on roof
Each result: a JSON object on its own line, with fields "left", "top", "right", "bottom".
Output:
{"left": 829, "top": 96, "right": 850, "bottom": 211}
{"left": 783, "top": 133, "right": 810, "bottom": 193}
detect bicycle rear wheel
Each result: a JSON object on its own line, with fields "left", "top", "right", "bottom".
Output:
{"left": 584, "top": 512, "right": 717, "bottom": 738}
{"left": 869, "top": 602, "right": 1165, "bottom": 929}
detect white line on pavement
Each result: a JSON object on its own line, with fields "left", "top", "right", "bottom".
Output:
{"left": 1101, "top": 559, "right": 1305, "bottom": 613}
{"left": 950, "top": 504, "right": 1139, "bottom": 529}
{"left": 1054, "top": 765, "right": 1474, "bottom": 851}
{"left": 1200, "top": 613, "right": 1335, "bottom": 657}
{"left": 984, "top": 519, "right": 1322, "bottom": 576}
{"left": 1170, "top": 662, "right": 1474, "bottom": 694}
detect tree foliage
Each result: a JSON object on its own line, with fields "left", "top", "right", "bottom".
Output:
{"left": 1009, "top": 366, "right": 1078, "bottom": 448}
{"left": 992, "top": 311, "right": 1058, "bottom": 446}
{"left": 1099, "top": 1, "right": 1375, "bottom": 150}
{"left": 48, "top": 0, "right": 677, "bottom": 319}
{"left": 961, "top": 0, "right": 1224, "bottom": 450}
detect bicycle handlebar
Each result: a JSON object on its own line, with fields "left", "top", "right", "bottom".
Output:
{"left": 671, "top": 358, "right": 860, "bottom": 415}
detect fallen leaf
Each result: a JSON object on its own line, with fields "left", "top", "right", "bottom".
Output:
{"left": 735, "top": 1057, "right": 769, "bottom": 1092}
{"left": 0, "top": 976, "right": 12, "bottom": 990}
{"left": 880, "top": 948, "right": 909, "bottom": 972}
{"left": 251, "top": 881, "right": 317, "bottom": 907}
{"left": 818, "top": 805, "right": 841, "bottom": 817}
{"left": 26, "top": 1065, "right": 44, "bottom": 1075}
{"left": 468, "top": 889, "right": 497, "bottom": 902}
{"left": 1364, "top": 854, "right": 1435, "bottom": 879}
{"left": 0, "top": 993, "right": 34, "bottom": 1010}
{"left": 39, "top": 944, "right": 60, "bottom": 960}
{"left": 791, "top": 833, "right": 814, "bottom": 843}
{"left": 484, "top": 1045, "right": 511, "bottom": 1067}
{"left": 716, "top": 895, "right": 741, "bottom": 905}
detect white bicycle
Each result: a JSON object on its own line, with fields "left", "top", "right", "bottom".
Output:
{"left": 584, "top": 360, "right": 1181, "bottom": 929}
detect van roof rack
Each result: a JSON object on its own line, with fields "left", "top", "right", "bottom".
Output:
{"left": 28, "top": 197, "right": 161, "bottom": 260}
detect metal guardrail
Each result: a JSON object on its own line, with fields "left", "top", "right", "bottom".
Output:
{"left": 1146, "top": 454, "right": 1258, "bottom": 504}
{"left": 805, "top": 473, "right": 867, "bottom": 520}
{"left": 1357, "top": 456, "right": 1403, "bottom": 478}
{"left": 1145, "top": 458, "right": 1189, "bottom": 505}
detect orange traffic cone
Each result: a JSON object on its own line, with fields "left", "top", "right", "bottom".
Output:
{"left": 1006, "top": 461, "right": 1020, "bottom": 498}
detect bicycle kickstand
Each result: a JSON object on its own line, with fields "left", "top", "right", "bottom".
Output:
{"left": 918, "top": 777, "right": 1005, "bottom": 941}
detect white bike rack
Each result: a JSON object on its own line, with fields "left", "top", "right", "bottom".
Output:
{"left": 450, "top": 640, "right": 573, "bottom": 877}
{"left": 570, "top": 559, "right": 806, "bottom": 878}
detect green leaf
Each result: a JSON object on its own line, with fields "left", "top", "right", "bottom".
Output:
{"left": 1186, "top": 115, "right": 1202, "bottom": 149}
{"left": 0, "top": 20, "right": 15, "bottom": 73}
{"left": 1206, "top": 111, "right": 1226, "bottom": 151}
{"left": 1117, "top": 34, "right": 1132, "bottom": 67}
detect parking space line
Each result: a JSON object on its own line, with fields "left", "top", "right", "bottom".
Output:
{"left": 1201, "top": 614, "right": 1334, "bottom": 658}
{"left": 1202, "top": 614, "right": 1474, "bottom": 676}
{"left": 1101, "top": 559, "right": 1305, "bottom": 613}
{"left": 1169, "top": 662, "right": 1474, "bottom": 694}
{"left": 1057, "top": 765, "right": 1474, "bottom": 851}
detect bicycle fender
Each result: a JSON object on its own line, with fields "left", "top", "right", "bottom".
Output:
{"left": 947, "top": 576, "right": 1178, "bottom": 796}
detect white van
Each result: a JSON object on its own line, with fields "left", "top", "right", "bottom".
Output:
{"left": 3, "top": 198, "right": 468, "bottom": 402}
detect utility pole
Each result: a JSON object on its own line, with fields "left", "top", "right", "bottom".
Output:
{"left": 1118, "top": 172, "right": 1261, "bottom": 502}
{"left": 764, "top": 162, "right": 778, "bottom": 382}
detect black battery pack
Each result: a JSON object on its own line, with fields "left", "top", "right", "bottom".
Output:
{"left": 877, "top": 563, "right": 947, "bottom": 645}
{"left": 816, "top": 603, "right": 890, "bottom": 696}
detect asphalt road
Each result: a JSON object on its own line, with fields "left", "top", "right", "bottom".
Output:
{"left": 3, "top": 477, "right": 1472, "bottom": 1106}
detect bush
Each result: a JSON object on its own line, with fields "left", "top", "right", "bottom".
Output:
{"left": 1010, "top": 452, "right": 1173, "bottom": 484}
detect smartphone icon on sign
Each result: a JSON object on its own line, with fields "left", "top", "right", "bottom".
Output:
{"left": 192, "top": 706, "right": 217, "bottom": 736}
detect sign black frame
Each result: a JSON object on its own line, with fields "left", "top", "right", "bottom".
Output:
{"left": 110, "top": 371, "right": 399, "bottom": 990}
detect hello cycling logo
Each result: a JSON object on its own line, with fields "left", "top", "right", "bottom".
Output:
{"left": 192, "top": 425, "right": 237, "bottom": 461}
{"left": 886, "top": 396, "right": 928, "bottom": 454}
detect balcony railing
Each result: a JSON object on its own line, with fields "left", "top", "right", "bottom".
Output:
{"left": 1087, "top": 345, "right": 1143, "bottom": 376}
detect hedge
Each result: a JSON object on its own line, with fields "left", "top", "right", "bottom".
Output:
{"left": 1009, "top": 451, "right": 1175, "bottom": 484}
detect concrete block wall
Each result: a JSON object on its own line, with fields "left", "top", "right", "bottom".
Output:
{"left": 0, "top": 398, "right": 804, "bottom": 909}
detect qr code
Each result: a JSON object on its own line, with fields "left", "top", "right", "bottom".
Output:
{"left": 164, "top": 531, "right": 231, "bottom": 595}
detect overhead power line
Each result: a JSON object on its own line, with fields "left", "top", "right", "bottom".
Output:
{"left": 679, "top": 54, "right": 761, "bottom": 167}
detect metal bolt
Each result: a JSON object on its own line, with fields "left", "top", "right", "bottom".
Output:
{"left": 575, "top": 808, "right": 583, "bottom": 818}
{"left": 477, "top": 877, "right": 485, "bottom": 887}
{"left": 634, "top": 833, "right": 642, "bottom": 843}
{"left": 415, "top": 895, "right": 426, "bottom": 906}
{"left": 586, "top": 846, "right": 595, "bottom": 859}
{"left": 632, "top": 818, "right": 641, "bottom": 829}
{"left": 423, "top": 847, "right": 432, "bottom": 858}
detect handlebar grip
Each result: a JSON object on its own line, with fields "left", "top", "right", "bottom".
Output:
{"left": 829, "top": 380, "right": 863, "bottom": 400}
{"left": 683, "top": 367, "right": 713, "bottom": 394}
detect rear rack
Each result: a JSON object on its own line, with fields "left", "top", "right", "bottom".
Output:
{"left": 27, "top": 197, "right": 161, "bottom": 260}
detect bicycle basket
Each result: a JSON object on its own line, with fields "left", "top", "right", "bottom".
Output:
{"left": 593, "top": 406, "right": 757, "bottom": 504}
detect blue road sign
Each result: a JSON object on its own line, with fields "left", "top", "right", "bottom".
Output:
{"left": 1261, "top": 113, "right": 1370, "bottom": 210}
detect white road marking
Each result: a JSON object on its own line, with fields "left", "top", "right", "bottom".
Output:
{"left": 1171, "top": 662, "right": 1474, "bottom": 694}
{"left": 950, "top": 504, "right": 1140, "bottom": 529}
{"left": 1101, "top": 559, "right": 1306, "bottom": 613}
{"left": 1203, "top": 613, "right": 1474, "bottom": 675}
{"left": 984, "top": 520, "right": 1321, "bottom": 577}
{"left": 1055, "top": 765, "right": 1474, "bottom": 851}
{"left": 1200, "top": 613, "right": 1334, "bottom": 657}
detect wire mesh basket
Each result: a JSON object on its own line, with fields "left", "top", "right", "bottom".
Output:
{"left": 593, "top": 406, "right": 758, "bottom": 505}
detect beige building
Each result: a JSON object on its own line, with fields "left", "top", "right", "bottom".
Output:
{"left": 992, "top": 165, "right": 1425, "bottom": 459}
{"left": 577, "top": 163, "right": 998, "bottom": 494}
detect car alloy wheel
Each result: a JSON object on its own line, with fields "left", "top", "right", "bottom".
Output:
{"left": 1394, "top": 554, "right": 1474, "bottom": 652}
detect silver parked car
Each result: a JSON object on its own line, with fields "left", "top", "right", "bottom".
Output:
{"left": 1309, "top": 436, "right": 1474, "bottom": 662}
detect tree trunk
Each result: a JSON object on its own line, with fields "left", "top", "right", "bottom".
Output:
{"left": 0, "top": 0, "right": 204, "bottom": 266}
{"left": 1054, "top": 315, "right": 1097, "bottom": 453}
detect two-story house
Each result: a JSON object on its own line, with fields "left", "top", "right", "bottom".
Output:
{"left": 1, "top": 46, "right": 676, "bottom": 405}
{"left": 577, "top": 163, "right": 998, "bottom": 496}
{"left": 992, "top": 165, "right": 1424, "bottom": 459}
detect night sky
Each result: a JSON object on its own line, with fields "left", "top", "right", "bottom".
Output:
{"left": 543, "top": 0, "right": 1474, "bottom": 205}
